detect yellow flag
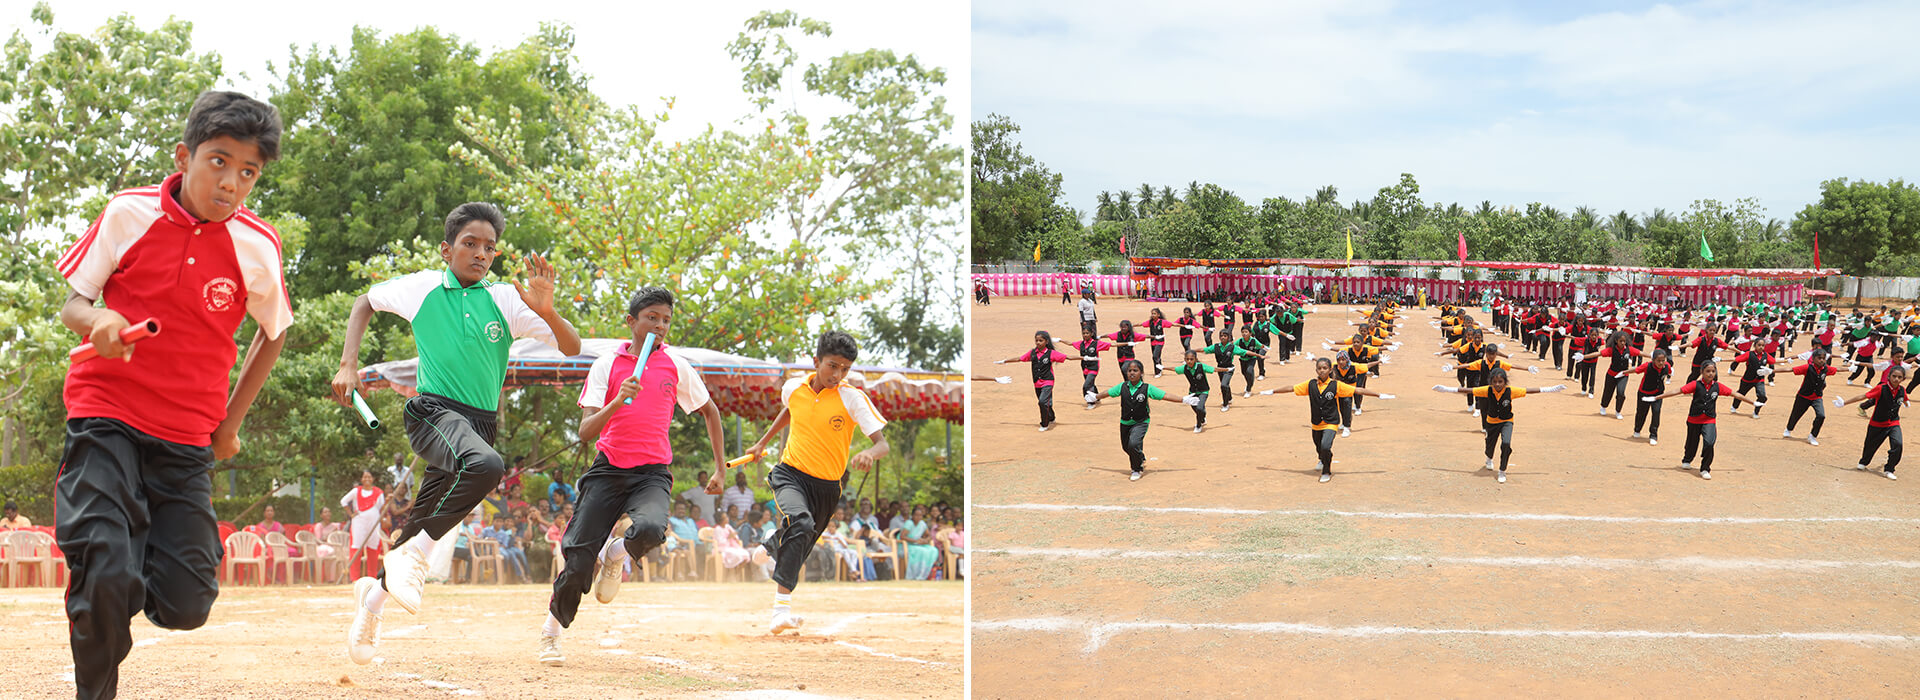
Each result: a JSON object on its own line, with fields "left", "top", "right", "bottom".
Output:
{"left": 1033, "top": 239, "right": 1043, "bottom": 262}
{"left": 1345, "top": 228, "right": 1354, "bottom": 261}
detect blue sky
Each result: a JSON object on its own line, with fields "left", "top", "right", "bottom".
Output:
{"left": 973, "top": 0, "right": 1920, "bottom": 222}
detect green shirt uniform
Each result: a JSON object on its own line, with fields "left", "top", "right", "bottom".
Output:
{"left": 367, "top": 268, "right": 559, "bottom": 410}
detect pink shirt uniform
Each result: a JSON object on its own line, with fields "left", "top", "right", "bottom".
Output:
{"left": 579, "top": 342, "right": 712, "bottom": 468}
{"left": 57, "top": 172, "right": 294, "bottom": 446}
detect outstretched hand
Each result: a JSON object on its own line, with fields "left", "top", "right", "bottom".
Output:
{"left": 512, "top": 253, "right": 560, "bottom": 316}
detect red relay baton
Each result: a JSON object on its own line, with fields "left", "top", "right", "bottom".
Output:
{"left": 69, "top": 318, "right": 162, "bottom": 364}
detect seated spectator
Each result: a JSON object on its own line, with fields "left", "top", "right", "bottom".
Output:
{"left": 819, "top": 515, "right": 864, "bottom": 580}
{"left": 666, "top": 502, "right": 700, "bottom": 580}
{"left": 382, "top": 492, "right": 412, "bottom": 546}
{"left": 859, "top": 523, "right": 895, "bottom": 580}
{"left": 711, "top": 511, "right": 755, "bottom": 571}
{"left": 886, "top": 501, "right": 910, "bottom": 531}
{"left": 938, "top": 515, "right": 967, "bottom": 580}
{"left": 514, "top": 505, "right": 552, "bottom": 581}
{"left": 547, "top": 469, "right": 577, "bottom": 504}
{"left": 547, "top": 502, "right": 573, "bottom": 544}
{"left": 691, "top": 504, "right": 710, "bottom": 529}
{"left": 486, "top": 514, "right": 530, "bottom": 583}
{"left": 3, "top": 501, "right": 32, "bottom": 529}
{"left": 452, "top": 511, "right": 479, "bottom": 582}
{"left": 852, "top": 498, "right": 880, "bottom": 532}
{"left": 544, "top": 491, "right": 568, "bottom": 520}
{"left": 314, "top": 507, "right": 342, "bottom": 539}
{"left": 901, "top": 505, "right": 938, "bottom": 580}
{"left": 255, "top": 505, "right": 296, "bottom": 557}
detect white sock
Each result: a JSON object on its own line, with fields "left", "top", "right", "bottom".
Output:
{"left": 543, "top": 612, "right": 563, "bottom": 637}
{"left": 364, "top": 586, "right": 389, "bottom": 614}
{"left": 774, "top": 592, "right": 792, "bottom": 616}
{"left": 602, "top": 537, "right": 628, "bottom": 562}
{"left": 411, "top": 534, "right": 437, "bottom": 559}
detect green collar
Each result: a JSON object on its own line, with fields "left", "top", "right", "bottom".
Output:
{"left": 441, "top": 267, "right": 494, "bottom": 290}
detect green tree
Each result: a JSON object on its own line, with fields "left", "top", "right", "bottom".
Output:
{"left": 971, "top": 113, "right": 1066, "bottom": 261}
{"left": 259, "top": 23, "right": 594, "bottom": 297}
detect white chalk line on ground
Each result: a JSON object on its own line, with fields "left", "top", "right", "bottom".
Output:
{"left": 129, "top": 621, "right": 247, "bottom": 648}
{"left": 980, "top": 547, "right": 1920, "bottom": 572}
{"left": 977, "top": 503, "right": 1920, "bottom": 524}
{"left": 972, "top": 618, "right": 1920, "bottom": 654}
{"left": 393, "top": 672, "right": 479, "bottom": 696}
{"left": 817, "top": 612, "right": 916, "bottom": 636}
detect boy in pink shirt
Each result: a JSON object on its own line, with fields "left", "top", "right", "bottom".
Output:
{"left": 538, "top": 287, "right": 730, "bottom": 666}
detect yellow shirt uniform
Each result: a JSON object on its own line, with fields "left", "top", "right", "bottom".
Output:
{"left": 780, "top": 373, "right": 889, "bottom": 481}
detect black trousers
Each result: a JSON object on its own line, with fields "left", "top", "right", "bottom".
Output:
{"left": 1786, "top": 396, "right": 1826, "bottom": 437}
{"left": 57, "top": 418, "right": 221, "bottom": 700}
{"left": 1151, "top": 343, "right": 1165, "bottom": 372}
{"left": 1240, "top": 359, "right": 1258, "bottom": 392}
{"left": 1550, "top": 337, "right": 1565, "bottom": 367}
{"left": 1849, "top": 359, "right": 1876, "bottom": 385}
{"left": 1080, "top": 373, "right": 1098, "bottom": 404}
{"left": 1338, "top": 396, "right": 1354, "bottom": 427}
{"left": 1600, "top": 374, "right": 1630, "bottom": 412}
{"left": 1311, "top": 429, "right": 1336, "bottom": 473}
{"left": 1035, "top": 386, "right": 1056, "bottom": 426}
{"left": 1121, "top": 423, "right": 1149, "bottom": 472}
{"left": 1484, "top": 421, "right": 1515, "bottom": 470}
{"left": 1633, "top": 395, "right": 1665, "bottom": 439}
{"left": 1215, "top": 371, "right": 1235, "bottom": 405}
{"left": 1352, "top": 372, "right": 1369, "bottom": 409}
{"left": 1730, "top": 380, "right": 1768, "bottom": 413}
{"left": 1862, "top": 425, "right": 1904, "bottom": 472}
{"left": 388, "top": 393, "right": 504, "bottom": 576}
{"left": 1683, "top": 422, "right": 1717, "bottom": 471}
{"left": 1190, "top": 392, "right": 1209, "bottom": 427}
{"left": 549, "top": 454, "right": 674, "bottom": 627}
{"left": 764, "top": 463, "right": 840, "bottom": 590}
{"left": 1687, "top": 361, "right": 1708, "bottom": 384}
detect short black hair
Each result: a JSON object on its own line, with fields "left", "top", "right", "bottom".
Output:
{"left": 816, "top": 330, "right": 859, "bottom": 362}
{"left": 627, "top": 287, "right": 675, "bottom": 317}
{"left": 3, "top": 501, "right": 14, "bottom": 512}
{"left": 184, "top": 91, "right": 282, "bottom": 161}
{"left": 444, "top": 202, "right": 505, "bottom": 243}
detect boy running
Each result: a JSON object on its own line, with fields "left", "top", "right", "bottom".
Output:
{"left": 334, "top": 202, "right": 582, "bottom": 663}
{"left": 743, "top": 332, "right": 891, "bottom": 634}
{"left": 538, "top": 287, "right": 729, "bottom": 665}
{"left": 55, "top": 91, "right": 290, "bottom": 700}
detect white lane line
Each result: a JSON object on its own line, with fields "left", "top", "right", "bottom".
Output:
{"left": 977, "top": 503, "right": 1920, "bottom": 524}
{"left": 817, "top": 612, "right": 916, "bottom": 636}
{"left": 972, "top": 618, "right": 1920, "bottom": 654}
{"left": 980, "top": 547, "right": 1920, "bottom": 571}
{"left": 832, "top": 640, "right": 945, "bottom": 666}
{"left": 129, "top": 621, "right": 247, "bottom": 648}
{"left": 384, "top": 624, "right": 428, "bottom": 638}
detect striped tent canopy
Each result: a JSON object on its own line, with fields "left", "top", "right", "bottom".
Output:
{"left": 357, "top": 338, "right": 963, "bottom": 424}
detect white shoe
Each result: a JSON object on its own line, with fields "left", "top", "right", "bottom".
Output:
{"left": 1038, "top": 425, "right": 1050, "bottom": 432}
{"left": 1353, "top": 408, "right": 1363, "bottom": 415}
{"left": 1782, "top": 430, "right": 1792, "bottom": 438}
{"left": 539, "top": 633, "right": 565, "bottom": 666}
{"left": 1632, "top": 432, "right": 1642, "bottom": 439}
{"left": 1496, "top": 471, "right": 1507, "bottom": 484}
{"left": 1220, "top": 405, "right": 1229, "bottom": 412}
{"left": 1130, "top": 471, "right": 1143, "bottom": 481}
{"left": 1599, "top": 408, "right": 1608, "bottom": 416}
{"left": 1483, "top": 459, "right": 1493, "bottom": 471}
{"left": 1809, "top": 436, "right": 1819, "bottom": 446}
{"left": 1701, "top": 470, "right": 1712, "bottom": 480}
{"left": 1617, "top": 412, "right": 1625, "bottom": 420}
{"left": 383, "top": 538, "right": 429, "bottom": 615}
{"left": 1649, "top": 438, "right": 1658, "bottom": 446}
{"left": 347, "top": 577, "right": 382, "bottom": 665}
{"left": 1471, "top": 409, "right": 1481, "bottom": 417}
{"left": 1244, "top": 391, "right": 1251, "bottom": 398}
{"left": 1193, "top": 426, "right": 1203, "bottom": 434}
{"left": 1750, "top": 412, "right": 1762, "bottom": 419}
{"left": 1857, "top": 463, "right": 1869, "bottom": 470}
{"left": 1319, "top": 472, "right": 1332, "bottom": 483}
{"left": 771, "top": 610, "right": 805, "bottom": 635}
{"left": 1341, "top": 427, "right": 1351, "bottom": 437}
{"left": 593, "top": 554, "right": 627, "bottom": 605}
{"left": 1886, "top": 470, "right": 1899, "bottom": 480}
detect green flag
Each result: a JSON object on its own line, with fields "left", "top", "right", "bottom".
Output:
{"left": 1699, "top": 235, "right": 1714, "bottom": 263}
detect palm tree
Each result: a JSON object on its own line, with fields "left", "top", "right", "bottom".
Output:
{"left": 1445, "top": 203, "right": 1466, "bottom": 218}
{"left": 1477, "top": 200, "right": 1495, "bottom": 216}
{"left": 1137, "top": 183, "right": 1155, "bottom": 219}
{"left": 1609, "top": 210, "right": 1637, "bottom": 241}
{"left": 1188, "top": 180, "right": 1203, "bottom": 204}
{"left": 1642, "top": 208, "right": 1670, "bottom": 230}
{"left": 1574, "top": 206, "right": 1598, "bottom": 231}
{"left": 1158, "top": 185, "right": 1176, "bottom": 214}
{"left": 1115, "top": 191, "right": 1136, "bottom": 221}
{"left": 1095, "top": 191, "right": 1115, "bottom": 222}
{"left": 1315, "top": 185, "right": 1339, "bottom": 205}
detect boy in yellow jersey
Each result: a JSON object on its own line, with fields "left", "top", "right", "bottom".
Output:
{"left": 742, "top": 331, "right": 890, "bottom": 634}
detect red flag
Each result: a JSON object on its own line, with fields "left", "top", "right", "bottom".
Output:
{"left": 1119, "top": 235, "right": 1127, "bottom": 255}
{"left": 1813, "top": 231, "right": 1822, "bottom": 270}
{"left": 1456, "top": 231, "right": 1468, "bottom": 265}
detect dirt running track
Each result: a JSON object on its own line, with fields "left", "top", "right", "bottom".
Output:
{"left": 970, "top": 296, "right": 1920, "bottom": 698}
{"left": 0, "top": 581, "right": 959, "bottom": 698}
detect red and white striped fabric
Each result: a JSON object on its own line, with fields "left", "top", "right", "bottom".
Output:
{"left": 975, "top": 273, "right": 1806, "bottom": 304}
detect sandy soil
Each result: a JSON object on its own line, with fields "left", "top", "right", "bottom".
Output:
{"left": 0, "top": 581, "right": 960, "bottom": 699}
{"left": 969, "top": 296, "right": 1920, "bottom": 698}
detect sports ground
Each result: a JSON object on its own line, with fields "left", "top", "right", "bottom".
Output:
{"left": 1, "top": 581, "right": 960, "bottom": 698}
{"left": 970, "top": 296, "right": 1920, "bottom": 697}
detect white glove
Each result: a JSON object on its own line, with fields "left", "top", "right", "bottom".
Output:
{"left": 1756, "top": 367, "right": 1773, "bottom": 376}
{"left": 1378, "top": 394, "right": 1396, "bottom": 400}
{"left": 1541, "top": 385, "right": 1567, "bottom": 393}
{"left": 994, "top": 360, "right": 1007, "bottom": 365}
{"left": 1321, "top": 341, "right": 1334, "bottom": 350}
{"left": 1382, "top": 356, "right": 1392, "bottom": 364}
{"left": 1432, "top": 384, "right": 1457, "bottom": 393}
{"left": 994, "top": 377, "right": 1012, "bottom": 384}
{"left": 1440, "top": 363, "right": 1455, "bottom": 372}
{"left": 1642, "top": 395, "right": 1658, "bottom": 403}
{"left": 1183, "top": 394, "right": 1201, "bottom": 406}
{"left": 1304, "top": 352, "right": 1318, "bottom": 361}
{"left": 1528, "top": 366, "right": 1541, "bottom": 374}
{"left": 1085, "top": 391, "right": 1099, "bottom": 403}
{"left": 1572, "top": 353, "right": 1584, "bottom": 362}
{"left": 1258, "top": 389, "right": 1278, "bottom": 396}
{"left": 1834, "top": 397, "right": 1846, "bottom": 407}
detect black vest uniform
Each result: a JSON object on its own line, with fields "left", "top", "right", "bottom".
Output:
{"left": 1688, "top": 381, "right": 1722, "bottom": 420}
{"left": 1870, "top": 384, "right": 1906, "bottom": 424}
{"left": 1076, "top": 339, "right": 1102, "bottom": 375}
{"left": 1796, "top": 364, "right": 1831, "bottom": 400}
{"left": 1739, "top": 350, "right": 1772, "bottom": 384}
{"left": 1118, "top": 382, "right": 1153, "bottom": 423}
{"left": 1308, "top": 379, "right": 1341, "bottom": 427}
{"left": 1029, "top": 350, "right": 1056, "bottom": 384}
{"left": 1484, "top": 387, "right": 1516, "bottom": 421}
{"left": 1177, "top": 364, "right": 1212, "bottom": 394}
{"left": 1637, "top": 363, "right": 1673, "bottom": 395}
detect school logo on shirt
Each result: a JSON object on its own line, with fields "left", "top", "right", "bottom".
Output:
{"left": 659, "top": 378, "right": 676, "bottom": 395}
{"left": 203, "top": 277, "right": 239, "bottom": 312}
{"left": 828, "top": 415, "right": 847, "bottom": 432}
{"left": 485, "top": 321, "right": 504, "bottom": 342}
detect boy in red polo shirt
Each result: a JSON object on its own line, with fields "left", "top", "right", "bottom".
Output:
{"left": 743, "top": 331, "right": 890, "bottom": 635}
{"left": 54, "top": 91, "right": 291, "bottom": 700}
{"left": 536, "top": 287, "right": 729, "bottom": 665}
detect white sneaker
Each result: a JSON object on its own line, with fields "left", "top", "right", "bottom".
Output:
{"left": 1886, "top": 470, "right": 1899, "bottom": 480}
{"left": 1750, "top": 412, "right": 1762, "bottom": 419}
{"left": 383, "top": 538, "right": 430, "bottom": 615}
{"left": 1220, "top": 405, "right": 1229, "bottom": 412}
{"left": 1319, "top": 472, "right": 1331, "bottom": 483}
{"left": 1129, "top": 471, "right": 1143, "bottom": 481}
{"left": 771, "top": 610, "right": 805, "bottom": 635}
{"left": 347, "top": 577, "right": 382, "bottom": 665}
{"left": 1496, "top": 471, "right": 1507, "bottom": 484}
{"left": 1471, "top": 409, "right": 1481, "bottom": 417}
{"left": 1617, "top": 412, "right": 1625, "bottom": 420}
{"left": 1599, "top": 408, "right": 1608, "bottom": 416}
{"left": 1649, "top": 438, "right": 1658, "bottom": 446}
{"left": 1193, "top": 426, "right": 1203, "bottom": 434}
{"left": 1809, "top": 436, "right": 1819, "bottom": 446}
{"left": 1632, "top": 432, "right": 1642, "bottom": 439}
{"left": 1483, "top": 459, "right": 1493, "bottom": 471}
{"left": 1782, "top": 430, "right": 1792, "bottom": 438}
{"left": 1353, "top": 408, "right": 1363, "bottom": 415}
{"left": 539, "top": 633, "right": 565, "bottom": 666}
{"left": 594, "top": 554, "right": 627, "bottom": 604}
{"left": 1701, "top": 470, "right": 1712, "bottom": 480}
{"left": 1340, "top": 427, "right": 1351, "bottom": 437}
{"left": 1857, "top": 463, "right": 1869, "bottom": 470}
{"left": 1038, "top": 426, "right": 1050, "bottom": 432}
{"left": 1244, "top": 391, "right": 1251, "bottom": 398}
